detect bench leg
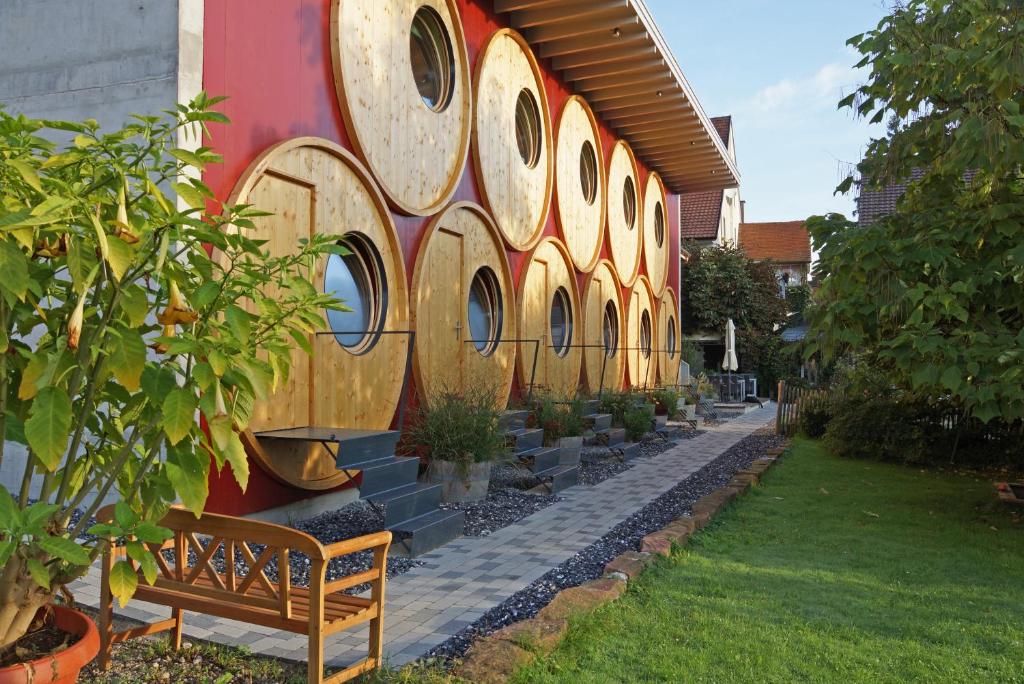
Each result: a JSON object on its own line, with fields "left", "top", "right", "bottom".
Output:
{"left": 170, "top": 607, "right": 183, "bottom": 650}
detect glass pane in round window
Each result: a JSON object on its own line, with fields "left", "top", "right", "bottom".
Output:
{"left": 667, "top": 316, "right": 677, "bottom": 358}
{"left": 468, "top": 267, "right": 502, "bottom": 356}
{"left": 654, "top": 201, "right": 665, "bottom": 247}
{"left": 602, "top": 300, "right": 618, "bottom": 358}
{"left": 550, "top": 287, "right": 572, "bottom": 357}
{"left": 579, "top": 140, "right": 597, "bottom": 205}
{"left": 640, "top": 309, "right": 652, "bottom": 359}
{"left": 324, "top": 235, "right": 387, "bottom": 353}
{"left": 410, "top": 6, "right": 454, "bottom": 112}
{"left": 623, "top": 176, "right": 636, "bottom": 229}
{"left": 515, "top": 89, "right": 542, "bottom": 168}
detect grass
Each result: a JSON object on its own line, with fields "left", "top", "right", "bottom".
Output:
{"left": 513, "top": 439, "right": 1024, "bottom": 683}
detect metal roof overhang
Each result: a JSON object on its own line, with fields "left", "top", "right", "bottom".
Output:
{"left": 496, "top": 0, "right": 740, "bottom": 194}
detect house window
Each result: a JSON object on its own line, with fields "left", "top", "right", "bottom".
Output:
{"left": 550, "top": 286, "right": 573, "bottom": 357}
{"left": 410, "top": 6, "right": 455, "bottom": 112}
{"left": 325, "top": 234, "right": 387, "bottom": 353}
{"left": 515, "top": 89, "right": 542, "bottom": 168}
{"left": 623, "top": 176, "right": 636, "bottom": 229}
{"left": 640, "top": 310, "right": 652, "bottom": 358}
{"left": 580, "top": 140, "right": 597, "bottom": 205}
{"left": 468, "top": 266, "right": 502, "bottom": 356}
{"left": 667, "top": 316, "right": 676, "bottom": 358}
{"left": 654, "top": 201, "right": 665, "bottom": 247}
{"left": 602, "top": 300, "right": 618, "bottom": 358}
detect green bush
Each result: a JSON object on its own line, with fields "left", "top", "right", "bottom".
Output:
{"left": 799, "top": 400, "right": 834, "bottom": 438}
{"left": 529, "top": 393, "right": 585, "bottom": 446}
{"left": 623, "top": 404, "right": 655, "bottom": 442}
{"left": 652, "top": 387, "right": 682, "bottom": 416}
{"left": 680, "top": 339, "right": 705, "bottom": 376}
{"left": 599, "top": 390, "right": 636, "bottom": 427}
{"left": 409, "top": 383, "right": 506, "bottom": 479}
{"left": 822, "top": 394, "right": 938, "bottom": 464}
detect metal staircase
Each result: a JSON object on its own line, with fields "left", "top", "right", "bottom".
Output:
{"left": 500, "top": 410, "right": 580, "bottom": 493}
{"left": 255, "top": 427, "right": 464, "bottom": 556}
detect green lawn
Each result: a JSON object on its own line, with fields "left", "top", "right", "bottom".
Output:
{"left": 513, "top": 439, "right": 1024, "bottom": 683}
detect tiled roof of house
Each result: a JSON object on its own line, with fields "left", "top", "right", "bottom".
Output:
{"left": 855, "top": 168, "right": 925, "bottom": 226}
{"left": 710, "top": 116, "right": 731, "bottom": 145}
{"left": 680, "top": 190, "right": 724, "bottom": 240}
{"left": 738, "top": 221, "right": 811, "bottom": 264}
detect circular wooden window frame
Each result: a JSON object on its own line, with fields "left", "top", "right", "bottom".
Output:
{"left": 516, "top": 236, "right": 582, "bottom": 396}
{"left": 225, "top": 136, "right": 409, "bottom": 490}
{"left": 555, "top": 95, "right": 606, "bottom": 273}
{"left": 472, "top": 28, "right": 554, "bottom": 252}
{"left": 581, "top": 258, "right": 626, "bottom": 393}
{"left": 331, "top": 0, "right": 472, "bottom": 217}
{"left": 626, "top": 274, "right": 658, "bottom": 389}
{"left": 657, "top": 287, "right": 681, "bottom": 385}
{"left": 411, "top": 201, "right": 518, "bottom": 410}
{"left": 410, "top": 5, "right": 456, "bottom": 113}
{"left": 606, "top": 140, "right": 642, "bottom": 287}
{"left": 550, "top": 286, "right": 573, "bottom": 358}
{"left": 468, "top": 265, "right": 503, "bottom": 357}
{"left": 643, "top": 171, "right": 670, "bottom": 297}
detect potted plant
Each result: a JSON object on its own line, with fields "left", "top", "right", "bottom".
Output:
{"left": 530, "top": 394, "right": 585, "bottom": 466}
{"left": 411, "top": 384, "right": 505, "bottom": 503}
{"left": 0, "top": 100, "right": 339, "bottom": 680}
{"left": 651, "top": 388, "right": 682, "bottom": 428}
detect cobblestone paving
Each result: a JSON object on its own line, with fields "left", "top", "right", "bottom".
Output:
{"left": 69, "top": 405, "right": 775, "bottom": 669}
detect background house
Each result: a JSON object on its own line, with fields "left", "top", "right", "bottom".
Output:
{"left": 679, "top": 116, "right": 743, "bottom": 247}
{"left": 738, "top": 220, "right": 812, "bottom": 293}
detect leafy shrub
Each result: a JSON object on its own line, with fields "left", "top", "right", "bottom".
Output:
{"left": 679, "top": 339, "right": 705, "bottom": 376}
{"left": 529, "top": 393, "right": 586, "bottom": 446}
{"left": 822, "top": 394, "right": 938, "bottom": 464}
{"left": 409, "top": 383, "right": 505, "bottom": 479}
{"left": 799, "top": 399, "right": 835, "bottom": 438}
{"left": 599, "top": 390, "right": 636, "bottom": 427}
{"left": 651, "top": 388, "right": 681, "bottom": 416}
{"left": 623, "top": 404, "right": 655, "bottom": 441}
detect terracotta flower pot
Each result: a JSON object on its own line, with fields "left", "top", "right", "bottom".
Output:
{"left": 0, "top": 605, "right": 100, "bottom": 684}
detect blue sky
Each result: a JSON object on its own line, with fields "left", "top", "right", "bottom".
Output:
{"left": 646, "top": 0, "right": 890, "bottom": 222}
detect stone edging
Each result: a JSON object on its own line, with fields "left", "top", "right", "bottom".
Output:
{"left": 454, "top": 439, "right": 793, "bottom": 683}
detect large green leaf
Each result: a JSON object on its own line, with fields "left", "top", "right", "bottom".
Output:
{"left": 221, "top": 430, "right": 250, "bottom": 491}
{"left": 25, "top": 386, "right": 72, "bottom": 471}
{"left": 165, "top": 445, "right": 209, "bottom": 515}
{"left": 105, "top": 235, "right": 134, "bottom": 281}
{"left": 162, "top": 388, "right": 197, "bottom": 445}
{"left": 36, "top": 534, "right": 90, "bottom": 566}
{"left": 108, "top": 329, "right": 147, "bottom": 391}
{"left": 7, "top": 159, "right": 43, "bottom": 193}
{"left": 119, "top": 284, "right": 150, "bottom": 327}
{"left": 108, "top": 560, "right": 139, "bottom": 607}
{"left": 0, "top": 240, "right": 28, "bottom": 302}
{"left": 26, "top": 559, "right": 50, "bottom": 590}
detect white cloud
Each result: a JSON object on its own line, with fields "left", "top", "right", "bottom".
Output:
{"left": 749, "top": 62, "right": 862, "bottom": 113}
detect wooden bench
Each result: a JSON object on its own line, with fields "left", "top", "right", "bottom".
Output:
{"left": 96, "top": 506, "right": 391, "bottom": 683}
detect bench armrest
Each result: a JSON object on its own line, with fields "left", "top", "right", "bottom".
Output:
{"left": 323, "top": 530, "right": 392, "bottom": 560}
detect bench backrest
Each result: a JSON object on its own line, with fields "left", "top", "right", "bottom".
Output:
{"left": 101, "top": 506, "right": 330, "bottom": 620}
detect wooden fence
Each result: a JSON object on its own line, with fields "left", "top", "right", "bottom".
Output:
{"left": 775, "top": 381, "right": 832, "bottom": 436}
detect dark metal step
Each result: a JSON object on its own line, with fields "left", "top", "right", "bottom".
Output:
{"left": 357, "top": 456, "right": 419, "bottom": 498}
{"left": 548, "top": 464, "right": 579, "bottom": 492}
{"left": 617, "top": 443, "right": 641, "bottom": 460}
{"left": 390, "top": 508, "right": 465, "bottom": 557}
{"left": 365, "top": 482, "right": 442, "bottom": 528}
{"left": 585, "top": 427, "right": 625, "bottom": 447}
{"left": 506, "top": 427, "right": 544, "bottom": 453}
{"left": 585, "top": 413, "right": 613, "bottom": 431}
{"left": 254, "top": 426, "right": 400, "bottom": 469}
{"left": 517, "top": 446, "right": 560, "bottom": 474}
{"left": 499, "top": 409, "right": 531, "bottom": 431}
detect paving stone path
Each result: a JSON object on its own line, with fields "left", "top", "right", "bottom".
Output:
{"left": 70, "top": 405, "right": 775, "bottom": 669}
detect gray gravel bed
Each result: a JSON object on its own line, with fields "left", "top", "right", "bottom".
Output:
{"left": 424, "top": 430, "right": 785, "bottom": 663}
{"left": 440, "top": 464, "right": 562, "bottom": 537}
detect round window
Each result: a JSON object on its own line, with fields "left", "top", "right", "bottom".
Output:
{"left": 602, "top": 300, "right": 618, "bottom": 358}
{"left": 640, "top": 309, "right": 652, "bottom": 359}
{"left": 623, "top": 176, "right": 636, "bottom": 229}
{"left": 667, "top": 316, "right": 677, "bottom": 358}
{"left": 410, "top": 6, "right": 455, "bottom": 112}
{"left": 550, "top": 286, "right": 573, "bottom": 357}
{"left": 468, "top": 267, "right": 502, "bottom": 356}
{"left": 515, "top": 88, "right": 542, "bottom": 168}
{"left": 654, "top": 201, "right": 665, "bottom": 248}
{"left": 579, "top": 140, "right": 597, "bottom": 205}
{"left": 324, "top": 234, "right": 387, "bottom": 353}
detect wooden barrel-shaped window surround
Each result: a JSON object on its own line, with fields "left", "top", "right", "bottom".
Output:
{"left": 643, "top": 171, "right": 669, "bottom": 297}
{"left": 517, "top": 237, "right": 583, "bottom": 397}
{"left": 227, "top": 137, "right": 409, "bottom": 490}
{"left": 657, "top": 288, "right": 681, "bottom": 385}
{"left": 330, "top": 0, "right": 471, "bottom": 216}
{"left": 606, "top": 140, "right": 642, "bottom": 287}
{"left": 626, "top": 275, "right": 658, "bottom": 389}
{"left": 411, "top": 202, "right": 518, "bottom": 408}
{"left": 473, "top": 29, "right": 554, "bottom": 251}
{"left": 555, "top": 95, "right": 605, "bottom": 273}
{"left": 582, "top": 259, "right": 626, "bottom": 393}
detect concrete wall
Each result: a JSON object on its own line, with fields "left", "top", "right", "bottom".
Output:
{"left": 0, "top": 0, "right": 181, "bottom": 130}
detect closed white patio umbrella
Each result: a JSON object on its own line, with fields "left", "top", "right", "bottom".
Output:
{"left": 722, "top": 318, "right": 738, "bottom": 400}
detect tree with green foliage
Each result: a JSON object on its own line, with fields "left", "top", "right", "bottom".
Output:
{"left": 808, "top": 0, "right": 1024, "bottom": 423}
{"left": 680, "top": 242, "right": 788, "bottom": 384}
{"left": 0, "top": 98, "right": 342, "bottom": 650}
